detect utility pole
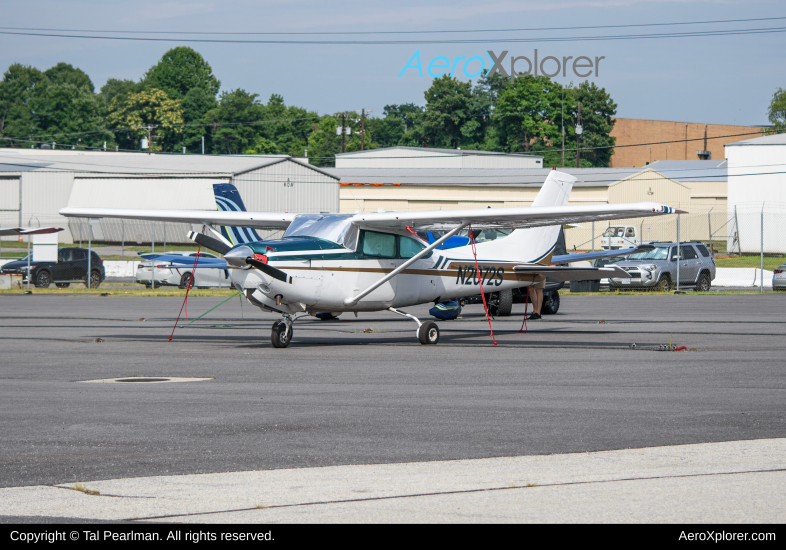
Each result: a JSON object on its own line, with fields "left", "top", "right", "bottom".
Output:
{"left": 575, "top": 102, "right": 582, "bottom": 168}
{"left": 561, "top": 90, "right": 565, "bottom": 167}
{"left": 201, "top": 135, "right": 205, "bottom": 155}
{"left": 361, "top": 108, "right": 365, "bottom": 151}
{"left": 341, "top": 113, "right": 346, "bottom": 154}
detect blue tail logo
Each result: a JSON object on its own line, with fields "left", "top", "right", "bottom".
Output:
{"left": 213, "top": 183, "right": 262, "bottom": 245}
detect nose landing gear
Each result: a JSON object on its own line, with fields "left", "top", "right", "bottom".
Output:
{"left": 271, "top": 313, "right": 308, "bottom": 348}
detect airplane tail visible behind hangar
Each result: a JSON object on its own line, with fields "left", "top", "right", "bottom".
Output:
{"left": 476, "top": 169, "right": 575, "bottom": 263}
{"left": 213, "top": 183, "right": 262, "bottom": 246}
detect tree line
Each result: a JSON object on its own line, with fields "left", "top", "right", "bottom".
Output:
{"left": 0, "top": 46, "right": 621, "bottom": 167}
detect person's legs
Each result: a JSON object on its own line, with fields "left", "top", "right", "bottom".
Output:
{"left": 534, "top": 288, "right": 543, "bottom": 314}
{"left": 528, "top": 280, "right": 545, "bottom": 319}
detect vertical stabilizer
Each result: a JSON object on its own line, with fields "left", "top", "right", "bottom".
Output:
{"left": 532, "top": 169, "right": 575, "bottom": 208}
{"left": 213, "top": 183, "right": 262, "bottom": 245}
{"left": 475, "top": 170, "right": 576, "bottom": 263}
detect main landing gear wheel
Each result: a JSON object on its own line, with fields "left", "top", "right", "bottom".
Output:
{"left": 418, "top": 321, "right": 440, "bottom": 345}
{"left": 489, "top": 289, "right": 513, "bottom": 317}
{"left": 271, "top": 320, "right": 292, "bottom": 348}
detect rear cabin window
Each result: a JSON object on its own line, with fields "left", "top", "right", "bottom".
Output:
{"left": 683, "top": 246, "right": 698, "bottom": 260}
{"left": 362, "top": 231, "right": 396, "bottom": 258}
{"left": 58, "top": 249, "right": 72, "bottom": 262}
{"left": 696, "top": 244, "right": 710, "bottom": 257}
{"left": 73, "top": 249, "right": 87, "bottom": 260}
{"left": 399, "top": 236, "right": 425, "bottom": 259}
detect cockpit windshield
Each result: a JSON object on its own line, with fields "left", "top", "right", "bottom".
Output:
{"left": 283, "top": 214, "right": 358, "bottom": 249}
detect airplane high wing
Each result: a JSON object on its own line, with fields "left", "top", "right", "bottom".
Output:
{"left": 58, "top": 207, "right": 295, "bottom": 229}
{"left": 551, "top": 245, "right": 654, "bottom": 265}
{"left": 59, "top": 203, "right": 683, "bottom": 234}
{"left": 350, "top": 203, "right": 683, "bottom": 232}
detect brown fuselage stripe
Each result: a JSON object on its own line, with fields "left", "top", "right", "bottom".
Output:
{"left": 274, "top": 263, "right": 538, "bottom": 282}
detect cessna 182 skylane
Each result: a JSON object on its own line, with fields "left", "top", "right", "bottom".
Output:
{"left": 60, "top": 170, "right": 683, "bottom": 347}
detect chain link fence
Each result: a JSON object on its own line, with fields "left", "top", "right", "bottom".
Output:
{"left": 562, "top": 207, "right": 786, "bottom": 259}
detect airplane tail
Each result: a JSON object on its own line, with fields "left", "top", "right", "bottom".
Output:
{"left": 213, "top": 183, "right": 262, "bottom": 245}
{"left": 477, "top": 169, "right": 575, "bottom": 263}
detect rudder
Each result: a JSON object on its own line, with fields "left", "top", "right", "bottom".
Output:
{"left": 213, "top": 183, "right": 262, "bottom": 245}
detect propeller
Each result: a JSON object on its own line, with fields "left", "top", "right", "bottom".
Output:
{"left": 187, "top": 231, "right": 232, "bottom": 255}
{"left": 246, "top": 257, "right": 293, "bottom": 284}
{"left": 223, "top": 245, "right": 293, "bottom": 284}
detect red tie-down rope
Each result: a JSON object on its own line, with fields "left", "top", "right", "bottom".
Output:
{"left": 169, "top": 225, "right": 204, "bottom": 341}
{"left": 519, "top": 295, "right": 528, "bottom": 333}
{"left": 468, "top": 225, "right": 497, "bottom": 346}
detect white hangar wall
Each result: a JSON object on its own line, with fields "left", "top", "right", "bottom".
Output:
{"left": 726, "top": 137, "right": 786, "bottom": 254}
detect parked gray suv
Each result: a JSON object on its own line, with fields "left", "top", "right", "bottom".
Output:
{"left": 608, "top": 242, "right": 715, "bottom": 292}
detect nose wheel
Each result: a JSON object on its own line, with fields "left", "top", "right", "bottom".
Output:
{"left": 271, "top": 319, "right": 292, "bottom": 348}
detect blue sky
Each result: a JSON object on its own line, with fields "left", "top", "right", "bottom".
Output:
{"left": 1, "top": 0, "right": 784, "bottom": 125}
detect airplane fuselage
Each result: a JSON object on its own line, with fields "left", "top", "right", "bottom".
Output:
{"left": 227, "top": 237, "right": 547, "bottom": 315}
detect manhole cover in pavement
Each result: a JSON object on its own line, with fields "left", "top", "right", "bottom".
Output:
{"left": 78, "top": 377, "right": 213, "bottom": 384}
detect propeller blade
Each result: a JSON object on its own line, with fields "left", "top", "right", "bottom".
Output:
{"left": 187, "top": 231, "right": 232, "bottom": 255}
{"left": 246, "top": 258, "right": 293, "bottom": 284}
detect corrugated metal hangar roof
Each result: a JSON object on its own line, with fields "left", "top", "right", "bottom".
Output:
{"left": 647, "top": 160, "right": 727, "bottom": 182}
{"left": 327, "top": 167, "right": 646, "bottom": 187}
{"left": 0, "top": 149, "right": 336, "bottom": 178}
{"left": 335, "top": 146, "right": 542, "bottom": 158}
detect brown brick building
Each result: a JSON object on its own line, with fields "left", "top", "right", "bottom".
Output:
{"left": 609, "top": 118, "right": 764, "bottom": 167}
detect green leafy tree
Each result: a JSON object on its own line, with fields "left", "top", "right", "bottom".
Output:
{"left": 256, "top": 94, "right": 316, "bottom": 157}
{"left": 365, "top": 103, "right": 423, "bottom": 147}
{"left": 142, "top": 47, "right": 220, "bottom": 100}
{"left": 570, "top": 81, "right": 617, "bottom": 167}
{"left": 100, "top": 79, "right": 143, "bottom": 110}
{"left": 31, "top": 83, "right": 111, "bottom": 148}
{"left": 494, "top": 75, "right": 564, "bottom": 154}
{"left": 206, "top": 89, "right": 264, "bottom": 154}
{"left": 244, "top": 137, "right": 280, "bottom": 155}
{"left": 43, "top": 63, "right": 94, "bottom": 92}
{"left": 417, "top": 75, "right": 476, "bottom": 148}
{"left": 181, "top": 86, "right": 218, "bottom": 153}
{"left": 768, "top": 88, "right": 786, "bottom": 133}
{"left": 106, "top": 88, "right": 183, "bottom": 151}
{"left": 306, "top": 115, "right": 340, "bottom": 167}
{"left": 0, "top": 64, "right": 47, "bottom": 145}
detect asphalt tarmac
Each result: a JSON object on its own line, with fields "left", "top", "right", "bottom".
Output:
{"left": 1, "top": 293, "right": 784, "bottom": 521}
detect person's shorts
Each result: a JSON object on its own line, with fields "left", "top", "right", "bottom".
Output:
{"left": 530, "top": 276, "right": 546, "bottom": 290}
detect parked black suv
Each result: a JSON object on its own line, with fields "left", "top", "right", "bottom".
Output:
{"left": 1, "top": 248, "right": 105, "bottom": 288}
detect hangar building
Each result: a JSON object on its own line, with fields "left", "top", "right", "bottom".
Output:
{"left": 725, "top": 134, "right": 786, "bottom": 254}
{"left": 0, "top": 149, "right": 339, "bottom": 244}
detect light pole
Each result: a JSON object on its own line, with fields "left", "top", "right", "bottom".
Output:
{"left": 575, "top": 102, "right": 582, "bottom": 168}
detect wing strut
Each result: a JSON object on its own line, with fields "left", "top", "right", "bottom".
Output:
{"left": 343, "top": 222, "right": 469, "bottom": 307}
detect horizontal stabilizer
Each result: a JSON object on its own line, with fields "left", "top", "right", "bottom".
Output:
{"left": 188, "top": 231, "right": 232, "bottom": 255}
{"left": 551, "top": 245, "right": 654, "bottom": 265}
{"left": 513, "top": 265, "right": 630, "bottom": 282}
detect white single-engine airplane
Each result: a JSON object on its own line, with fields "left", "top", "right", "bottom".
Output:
{"left": 60, "top": 170, "right": 683, "bottom": 347}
